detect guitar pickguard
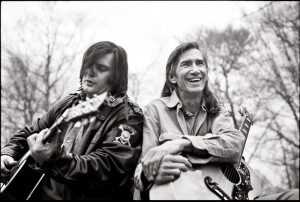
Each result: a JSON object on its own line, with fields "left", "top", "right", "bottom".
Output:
{"left": 232, "top": 162, "right": 253, "bottom": 200}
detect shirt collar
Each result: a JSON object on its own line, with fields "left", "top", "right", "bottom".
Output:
{"left": 166, "top": 90, "right": 182, "bottom": 108}
{"left": 166, "top": 90, "right": 207, "bottom": 112}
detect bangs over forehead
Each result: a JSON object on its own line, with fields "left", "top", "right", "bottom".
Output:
{"left": 79, "top": 41, "right": 128, "bottom": 94}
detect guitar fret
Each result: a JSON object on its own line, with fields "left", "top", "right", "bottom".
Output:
{"left": 246, "top": 118, "right": 252, "bottom": 125}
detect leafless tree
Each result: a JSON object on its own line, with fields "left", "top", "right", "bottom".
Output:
{"left": 178, "top": 1, "right": 299, "bottom": 193}
{"left": 1, "top": 2, "right": 88, "bottom": 147}
{"left": 244, "top": 1, "right": 299, "bottom": 190}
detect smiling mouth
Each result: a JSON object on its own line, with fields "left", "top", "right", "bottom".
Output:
{"left": 188, "top": 78, "right": 202, "bottom": 82}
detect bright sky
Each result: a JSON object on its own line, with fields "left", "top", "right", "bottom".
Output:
{"left": 1, "top": 1, "right": 267, "bottom": 76}
{"left": 1, "top": 1, "right": 269, "bottom": 106}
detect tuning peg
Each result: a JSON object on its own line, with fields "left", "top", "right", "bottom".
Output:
{"left": 89, "top": 116, "right": 96, "bottom": 123}
{"left": 74, "top": 121, "right": 82, "bottom": 128}
{"left": 238, "top": 108, "right": 244, "bottom": 116}
{"left": 82, "top": 118, "right": 89, "bottom": 126}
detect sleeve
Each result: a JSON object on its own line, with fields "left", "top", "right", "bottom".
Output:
{"left": 134, "top": 105, "right": 159, "bottom": 192}
{"left": 1, "top": 95, "right": 74, "bottom": 160}
{"left": 49, "top": 108, "right": 143, "bottom": 188}
{"left": 183, "top": 107, "right": 245, "bottom": 164}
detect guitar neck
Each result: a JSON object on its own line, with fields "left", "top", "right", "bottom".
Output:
{"left": 42, "top": 116, "right": 65, "bottom": 144}
{"left": 16, "top": 117, "right": 64, "bottom": 166}
{"left": 236, "top": 109, "right": 253, "bottom": 167}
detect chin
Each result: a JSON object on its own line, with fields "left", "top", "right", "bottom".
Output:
{"left": 187, "top": 87, "right": 204, "bottom": 93}
{"left": 83, "top": 87, "right": 94, "bottom": 95}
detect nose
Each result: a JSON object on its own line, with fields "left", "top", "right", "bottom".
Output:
{"left": 190, "top": 63, "right": 200, "bottom": 75}
{"left": 85, "top": 68, "right": 95, "bottom": 77}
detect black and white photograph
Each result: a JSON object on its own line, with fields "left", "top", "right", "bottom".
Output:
{"left": 1, "top": 1, "right": 299, "bottom": 200}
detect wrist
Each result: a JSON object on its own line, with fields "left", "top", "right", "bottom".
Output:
{"left": 179, "top": 138, "right": 192, "bottom": 153}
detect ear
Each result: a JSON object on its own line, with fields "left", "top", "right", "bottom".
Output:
{"left": 168, "top": 74, "right": 177, "bottom": 84}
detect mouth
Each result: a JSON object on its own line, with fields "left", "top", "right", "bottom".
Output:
{"left": 85, "top": 79, "right": 94, "bottom": 84}
{"left": 188, "top": 78, "right": 202, "bottom": 82}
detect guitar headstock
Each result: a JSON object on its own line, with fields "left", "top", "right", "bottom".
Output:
{"left": 62, "top": 92, "right": 107, "bottom": 124}
{"left": 238, "top": 106, "right": 254, "bottom": 125}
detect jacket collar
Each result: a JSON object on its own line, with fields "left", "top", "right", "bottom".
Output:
{"left": 106, "top": 92, "right": 126, "bottom": 107}
{"left": 79, "top": 91, "right": 125, "bottom": 107}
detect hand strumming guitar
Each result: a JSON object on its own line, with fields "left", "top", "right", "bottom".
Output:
{"left": 27, "top": 128, "right": 62, "bottom": 165}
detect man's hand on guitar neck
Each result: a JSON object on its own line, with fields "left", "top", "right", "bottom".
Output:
{"left": 1, "top": 155, "right": 17, "bottom": 182}
{"left": 27, "top": 128, "right": 62, "bottom": 166}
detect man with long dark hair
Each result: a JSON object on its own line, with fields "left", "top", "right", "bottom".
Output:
{"left": 1, "top": 41, "right": 143, "bottom": 200}
{"left": 133, "top": 41, "right": 298, "bottom": 200}
{"left": 133, "top": 41, "right": 244, "bottom": 199}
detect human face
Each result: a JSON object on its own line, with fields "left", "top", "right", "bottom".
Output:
{"left": 82, "top": 53, "right": 113, "bottom": 98}
{"left": 169, "top": 48, "right": 208, "bottom": 98}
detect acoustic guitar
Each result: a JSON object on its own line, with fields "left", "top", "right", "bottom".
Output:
{"left": 150, "top": 107, "right": 262, "bottom": 200}
{"left": 0, "top": 92, "right": 107, "bottom": 200}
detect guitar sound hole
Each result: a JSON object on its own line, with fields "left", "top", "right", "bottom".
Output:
{"left": 220, "top": 164, "right": 240, "bottom": 184}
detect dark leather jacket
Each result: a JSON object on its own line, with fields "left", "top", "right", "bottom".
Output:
{"left": 1, "top": 92, "right": 143, "bottom": 200}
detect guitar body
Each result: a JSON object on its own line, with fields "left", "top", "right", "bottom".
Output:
{"left": 1, "top": 92, "right": 107, "bottom": 200}
{"left": 1, "top": 156, "right": 45, "bottom": 200}
{"left": 150, "top": 158, "right": 262, "bottom": 200}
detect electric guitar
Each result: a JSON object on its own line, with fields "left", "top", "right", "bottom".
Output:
{"left": 0, "top": 92, "right": 107, "bottom": 200}
{"left": 150, "top": 107, "right": 262, "bottom": 200}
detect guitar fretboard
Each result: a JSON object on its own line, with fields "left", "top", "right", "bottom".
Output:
{"left": 239, "top": 116, "right": 252, "bottom": 138}
{"left": 236, "top": 107, "right": 254, "bottom": 167}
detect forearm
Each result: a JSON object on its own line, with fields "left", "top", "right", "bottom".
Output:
{"left": 183, "top": 132, "right": 244, "bottom": 164}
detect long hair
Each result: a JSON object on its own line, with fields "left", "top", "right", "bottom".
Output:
{"left": 79, "top": 41, "right": 128, "bottom": 95}
{"left": 161, "top": 41, "right": 221, "bottom": 113}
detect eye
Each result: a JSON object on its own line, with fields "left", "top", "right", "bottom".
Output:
{"left": 95, "top": 64, "right": 109, "bottom": 72}
{"left": 180, "top": 61, "right": 190, "bottom": 67}
{"left": 179, "top": 62, "right": 186, "bottom": 67}
{"left": 196, "top": 60, "right": 204, "bottom": 66}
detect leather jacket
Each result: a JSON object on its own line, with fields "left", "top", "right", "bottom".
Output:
{"left": 1, "top": 92, "right": 143, "bottom": 200}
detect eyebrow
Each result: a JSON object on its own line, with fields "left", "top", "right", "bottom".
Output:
{"left": 180, "top": 58, "right": 204, "bottom": 64}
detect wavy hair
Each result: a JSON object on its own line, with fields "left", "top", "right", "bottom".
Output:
{"left": 161, "top": 41, "right": 221, "bottom": 113}
{"left": 79, "top": 41, "right": 128, "bottom": 95}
